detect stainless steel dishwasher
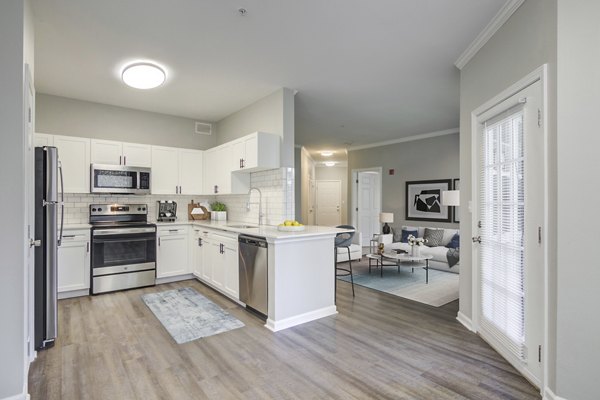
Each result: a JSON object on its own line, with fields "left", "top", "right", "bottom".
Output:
{"left": 238, "top": 235, "right": 268, "bottom": 317}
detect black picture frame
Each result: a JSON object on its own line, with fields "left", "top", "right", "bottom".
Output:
{"left": 453, "top": 178, "right": 460, "bottom": 223}
{"left": 405, "top": 179, "right": 452, "bottom": 222}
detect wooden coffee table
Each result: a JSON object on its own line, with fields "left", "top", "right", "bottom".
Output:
{"left": 366, "top": 252, "right": 434, "bottom": 283}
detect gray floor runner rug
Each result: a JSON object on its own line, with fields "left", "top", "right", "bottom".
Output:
{"left": 142, "top": 287, "right": 244, "bottom": 344}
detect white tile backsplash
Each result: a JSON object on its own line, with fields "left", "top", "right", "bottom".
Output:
{"left": 61, "top": 167, "right": 296, "bottom": 226}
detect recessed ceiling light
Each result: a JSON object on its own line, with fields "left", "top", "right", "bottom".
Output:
{"left": 321, "top": 151, "right": 334, "bottom": 157}
{"left": 121, "top": 62, "right": 166, "bottom": 89}
{"left": 324, "top": 161, "right": 336, "bottom": 167}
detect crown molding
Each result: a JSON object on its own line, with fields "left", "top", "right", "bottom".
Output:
{"left": 347, "top": 128, "right": 458, "bottom": 152}
{"left": 454, "top": 0, "right": 526, "bottom": 70}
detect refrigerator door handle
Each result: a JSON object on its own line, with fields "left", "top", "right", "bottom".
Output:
{"left": 58, "top": 161, "right": 65, "bottom": 246}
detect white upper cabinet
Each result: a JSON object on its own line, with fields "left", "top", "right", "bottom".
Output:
{"left": 151, "top": 146, "right": 203, "bottom": 195}
{"left": 91, "top": 139, "right": 152, "bottom": 167}
{"left": 91, "top": 139, "right": 122, "bottom": 165}
{"left": 178, "top": 149, "right": 203, "bottom": 195}
{"left": 151, "top": 146, "right": 179, "bottom": 194}
{"left": 53, "top": 135, "right": 91, "bottom": 193}
{"left": 34, "top": 133, "right": 54, "bottom": 148}
{"left": 203, "top": 143, "right": 250, "bottom": 195}
{"left": 122, "top": 142, "right": 152, "bottom": 167}
{"left": 230, "top": 132, "right": 280, "bottom": 172}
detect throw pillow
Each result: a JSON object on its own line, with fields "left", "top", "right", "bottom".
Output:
{"left": 391, "top": 227, "right": 402, "bottom": 243}
{"left": 400, "top": 229, "right": 418, "bottom": 243}
{"left": 423, "top": 228, "right": 444, "bottom": 247}
{"left": 446, "top": 233, "right": 460, "bottom": 249}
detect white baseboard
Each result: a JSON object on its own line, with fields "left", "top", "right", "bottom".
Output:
{"left": 58, "top": 288, "right": 90, "bottom": 299}
{"left": 543, "top": 387, "right": 567, "bottom": 400}
{"left": 456, "top": 311, "right": 476, "bottom": 332}
{"left": 265, "top": 306, "right": 337, "bottom": 332}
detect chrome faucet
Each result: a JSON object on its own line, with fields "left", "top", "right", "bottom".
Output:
{"left": 247, "top": 187, "right": 264, "bottom": 226}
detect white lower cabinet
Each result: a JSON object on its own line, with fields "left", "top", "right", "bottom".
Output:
{"left": 57, "top": 229, "right": 90, "bottom": 298}
{"left": 157, "top": 226, "right": 189, "bottom": 278}
{"left": 193, "top": 229, "right": 239, "bottom": 301}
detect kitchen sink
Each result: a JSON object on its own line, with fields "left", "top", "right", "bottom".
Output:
{"left": 227, "top": 224, "right": 259, "bottom": 229}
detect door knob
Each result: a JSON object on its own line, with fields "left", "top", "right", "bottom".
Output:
{"left": 29, "top": 239, "right": 41, "bottom": 248}
{"left": 472, "top": 236, "right": 481, "bottom": 243}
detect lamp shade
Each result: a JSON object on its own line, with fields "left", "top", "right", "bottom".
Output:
{"left": 379, "top": 212, "right": 394, "bottom": 223}
{"left": 442, "top": 190, "right": 460, "bottom": 206}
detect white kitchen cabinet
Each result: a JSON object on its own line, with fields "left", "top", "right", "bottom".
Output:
{"left": 230, "top": 132, "right": 280, "bottom": 172}
{"left": 221, "top": 236, "right": 239, "bottom": 299}
{"left": 178, "top": 149, "right": 203, "bottom": 195}
{"left": 53, "top": 135, "right": 91, "bottom": 193}
{"left": 152, "top": 146, "right": 203, "bottom": 195}
{"left": 190, "top": 228, "right": 206, "bottom": 278}
{"left": 92, "top": 139, "right": 152, "bottom": 167}
{"left": 34, "top": 133, "right": 54, "bottom": 148}
{"left": 57, "top": 229, "right": 90, "bottom": 298}
{"left": 157, "top": 226, "right": 189, "bottom": 278}
{"left": 203, "top": 144, "right": 249, "bottom": 195}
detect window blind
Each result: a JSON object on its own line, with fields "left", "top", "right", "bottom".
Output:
{"left": 479, "top": 104, "right": 526, "bottom": 360}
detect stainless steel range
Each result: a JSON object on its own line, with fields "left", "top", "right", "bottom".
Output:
{"left": 90, "top": 204, "right": 156, "bottom": 294}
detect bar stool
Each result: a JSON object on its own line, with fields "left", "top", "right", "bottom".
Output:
{"left": 335, "top": 225, "right": 356, "bottom": 298}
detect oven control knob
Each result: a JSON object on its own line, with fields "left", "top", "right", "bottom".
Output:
{"left": 98, "top": 208, "right": 103, "bottom": 212}
{"left": 138, "top": 207, "right": 141, "bottom": 211}
{"left": 142, "top": 207, "right": 146, "bottom": 211}
{"left": 92, "top": 208, "right": 97, "bottom": 212}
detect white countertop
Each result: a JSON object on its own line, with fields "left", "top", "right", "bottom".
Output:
{"left": 156, "top": 219, "right": 350, "bottom": 240}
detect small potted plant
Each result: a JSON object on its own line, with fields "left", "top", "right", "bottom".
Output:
{"left": 210, "top": 201, "right": 227, "bottom": 221}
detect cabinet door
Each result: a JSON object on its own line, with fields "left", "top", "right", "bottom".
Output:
{"left": 157, "top": 234, "right": 189, "bottom": 278}
{"left": 223, "top": 245, "right": 239, "bottom": 299}
{"left": 53, "top": 135, "right": 91, "bottom": 193}
{"left": 57, "top": 239, "right": 90, "bottom": 292}
{"left": 243, "top": 135, "right": 258, "bottom": 170}
{"left": 231, "top": 139, "right": 245, "bottom": 171}
{"left": 211, "top": 243, "right": 225, "bottom": 290}
{"left": 178, "top": 149, "right": 203, "bottom": 195}
{"left": 191, "top": 233, "right": 204, "bottom": 278}
{"left": 202, "top": 238, "right": 216, "bottom": 282}
{"left": 203, "top": 149, "right": 218, "bottom": 194}
{"left": 151, "top": 146, "right": 179, "bottom": 194}
{"left": 34, "top": 133, "right": 54, "bottom": 148}
{"left": 91, "top": 139, "right": 123, "bottom": 165}
{"left": 122, "top": 143, "right": 152, "bottom": 167}
{"left": 215, "top": 144, "right": 232, "bottom": 194}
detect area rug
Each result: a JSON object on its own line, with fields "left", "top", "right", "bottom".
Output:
{"left": 337, "top": 259, "right": 459, "bottom": 307}
{"left": 142, "top": 287, "right": 244, "bottom": 344}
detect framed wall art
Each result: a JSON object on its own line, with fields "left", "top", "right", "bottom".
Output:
{"left": 405, "top": 179, "right": 452, "bottom": 222}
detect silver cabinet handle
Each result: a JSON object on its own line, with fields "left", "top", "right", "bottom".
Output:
{"left": 86, "top": 242, "right": 89, "bottom": 253}
{"left": 124, "top": 156, "right": 127, "bottom": 165}
{"left": 158, "top": 237, "right": 161, "bottom": 246}
{"left": 119, "top": 155, "right": 122, "bottom": 165}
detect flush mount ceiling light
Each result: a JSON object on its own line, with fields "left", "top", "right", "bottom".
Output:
{"left": 320, "top": 151, "right": 334, "bottom": 157}
{"left": 324, "top": 161, "right": 336, "bottom": 167}
{"left": 121, "top": 62, "right": 166, "bottom": 89}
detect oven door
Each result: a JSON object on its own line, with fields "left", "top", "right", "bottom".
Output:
{"left": 92, "top": 227, "right": 156, "bottom": 273}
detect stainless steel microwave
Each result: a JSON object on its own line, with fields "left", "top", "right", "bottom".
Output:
{"left": 90, "top": 164, "right": 151, "bottom": 194}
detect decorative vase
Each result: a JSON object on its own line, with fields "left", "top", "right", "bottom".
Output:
{"left": 212, "top": 211, "right": 227, "bottom": 221}
{"left": 411, "top": 245, "right": 420, "bottom": 257}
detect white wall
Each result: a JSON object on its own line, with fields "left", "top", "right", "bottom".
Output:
{"left": 459, "top": 0, "right": 557, "bottom": 393}
{"left": 0, "top": 0, "right": 30, "bottom": 398}
{"left": 36, "top": 94, "right": 217, "bottom": 150}
{"left": 215, "top": 88, "right": 295, "bottom": 167}
{"left": 315, "top": 166, "right": 348, "bottom": 225}
{"left": 555, "top": 2, "right": 600, "bottom": 399}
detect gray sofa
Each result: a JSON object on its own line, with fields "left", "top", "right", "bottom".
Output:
{"left": 379, "top": 226, "right": 459, "bottom": 273}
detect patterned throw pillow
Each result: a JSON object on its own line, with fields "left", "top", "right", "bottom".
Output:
{"left": 423, "top": 228, "right": 444, "bottom": 247}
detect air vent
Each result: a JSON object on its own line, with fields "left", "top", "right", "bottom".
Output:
{"left": 195, "top": 122, "right": 212, "bottom": 135}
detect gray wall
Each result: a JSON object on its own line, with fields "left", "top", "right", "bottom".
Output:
{"left": 0, "top": 0, "right": 31, "bottom": 397}
{"left": 459, "top": 0, "right": 558, "bottom": 393}
{"left": 36, "top": 93, "right": 217, "bottom": 150}
{"left": 555, "top": 2, "right": 600, "bottom": 399}
{"left": 347, "top": 133, "right": 459, "bottom": 231}
{"left": 215, "top": 88, "right": 295, "bottom": 167}
{"left": 315, "top": 166, "right": 348, "bottom": 225}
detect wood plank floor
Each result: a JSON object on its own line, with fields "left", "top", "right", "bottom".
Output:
{"left": 29, "top": 279, "right": 541, "bottom": 400}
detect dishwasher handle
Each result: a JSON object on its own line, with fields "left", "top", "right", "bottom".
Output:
{"left": 239, "top": 235, "right": 268, "bottom": 248}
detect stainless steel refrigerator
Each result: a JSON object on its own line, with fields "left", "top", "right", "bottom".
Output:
{"left": 34, "top": 146, "right": 63, "bottom": 350}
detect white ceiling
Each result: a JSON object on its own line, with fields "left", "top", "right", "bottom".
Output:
{"left": 32, "top": 0, "right": 506, "bottom": 149}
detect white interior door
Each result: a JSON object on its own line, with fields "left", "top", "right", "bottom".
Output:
{"left": 474, "top": 79, "right": 544, "bottom": 385}
{"left": 24, "top": 65, "right": 35, "bottom": 362}
{"left": 357, "top": 171, "right": 381, "bottom": 239}
{"left": 308, "top": 179, "right": 316, "bottom": 225}
{"left": 315, "top": 180, "right": 341, "bottom": 226}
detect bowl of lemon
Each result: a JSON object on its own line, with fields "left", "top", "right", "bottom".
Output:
{"left": 277, "top": 220, "right": 305, "bottom": 232}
